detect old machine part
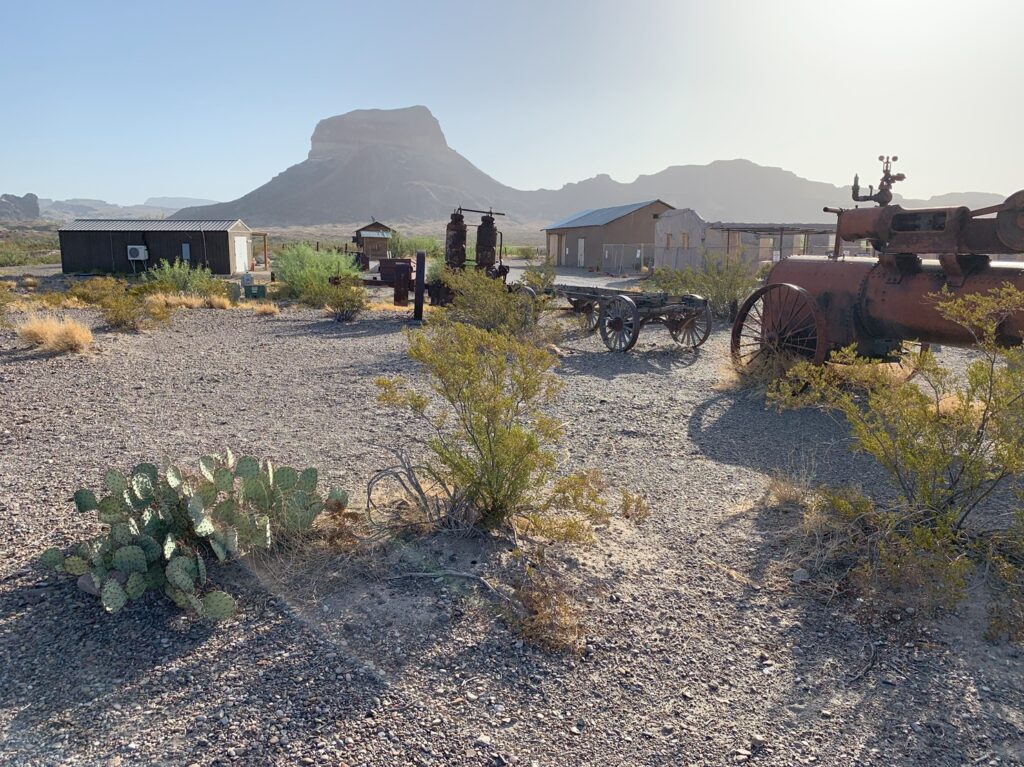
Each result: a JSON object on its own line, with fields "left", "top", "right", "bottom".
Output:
{"left": 431, "top": 206, "right": 510, "bottom": 304}
{"left": 731, "top": 156, "right": 1024, "bottom": 367}
{"left": 559, "top": 285, "right": 712, "bottom": 352}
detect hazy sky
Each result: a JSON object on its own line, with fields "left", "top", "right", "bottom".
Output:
{"left": 2, "top": 0, "right": 1021, "bottom": 205}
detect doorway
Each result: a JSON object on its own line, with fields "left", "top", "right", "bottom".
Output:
{"left": 577, "top": 237, "right": 585, "bottom": 268}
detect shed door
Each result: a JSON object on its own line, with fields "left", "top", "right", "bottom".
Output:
{"left": 233, "top": 236, "right": 250, "bottom": 273}
{"left": 577, "top": 238, "right": 585, "bottom": 268}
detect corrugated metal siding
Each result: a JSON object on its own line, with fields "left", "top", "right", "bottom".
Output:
{"left": 60, "top": 219, "right": 247, "bottom": 232}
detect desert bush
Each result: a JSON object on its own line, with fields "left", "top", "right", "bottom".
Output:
{"left": 0, "top": 232, "right": 60, "bottom": 267}
{"left": 205, "top": 294, "right": 232, "bottom": 310}
{"left": 442, "top": 268, "right": 538, "bottom": 337}
{"left": 16, "top": 313, "right": 93, "bottom": 353}
{"left": 142, "top": 259, "right": 226, "bottom": 297}
{"left": 376, "top": 322, "right": 606, "bottom": 536}
{"left": 389, "top": 232, "right": 443, "bottom": 259}
{"left": 69, "top": 276, "right": 169, "bottom": 329}
{"left": 300, "top": 274, "right": 368, "bottom": 321}
{"left": 648, "top": 250, "right": 759, "bottom": 318}
{"left": 522, "top": 253, "right": 556, "bottom": 294}
{"left": 37, "top": 451, "right": 348, "bottom": 618}
{"left": 272, "top": 243, "right": 359, "bottom": 301}
{"left": 771, "top": 286, "right": 1024, "bottom": 621}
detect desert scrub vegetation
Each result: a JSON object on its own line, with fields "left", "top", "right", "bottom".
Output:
{"left": 388, "top": 231, "right": 443, "bottom": 259}
{"left": 522, "top": 252, "right": 556, "bottom": 294}
{"left": 69, "top": 276, "right": 159, "bottom": 329}
{"left": 250, "top": 301, "right": 281, "bottom": 316}
{"left": 15, "top": 313, "right": 93, "bottom": 353}
{"left": 647, "top": 251, "right": 763, "bottom": 318}
{"left": 140, "top": 259, "right": 227, "bottom": 298}
{"left": 769, "top": 286, "right": 1024, "bottom": 633}
{"left": 0, "top": 232, "right": 60, "bottom": 266}
{"left": 272, "top": 242, "right": 359, "bottom": 300}
{"left": 440, "top": 267, "right": 541, "bottom": 339}
{"left": 38, "top": 450, "right": 349, "bottom": 619}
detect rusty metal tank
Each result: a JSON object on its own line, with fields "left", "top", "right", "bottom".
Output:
{"left": 445, "top": 209, "right": 467, "bottom": 270}
{"left": 731, "top": 158, "right": 1024, "bottom": 367}
{"left": 476, "top": 214, "right": 498, "bottom": 270}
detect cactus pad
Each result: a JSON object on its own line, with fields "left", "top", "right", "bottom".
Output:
{"left": 195, "top": 554, "right": 207, "bottom": 586}
{"left": 235, "top": 456, "right": 259, "bottom": 479}
{"left": 112, "top": 545, "right": 148, "bottom": 574}
{"left": 201, "top": 591, "right": 236, "bottom": 621}
{"left": 134, "top": 535, "right": 161, "bottom": 563}
{"left": 166, "top": 556, "right": 196, "bottom": 593}
{"left": 73, "top": 489, "right": 99, "bottom": 513}
{"left": 296, "top": 468, "right": 318, "bottom": 494}
{"left": 274, "top": 466, "right": 298, "bottom": 491}
{"left": 101, "top": 579, "right": 128, "bottom": 613}
{"left": 125, "top": 572, "right": 147, "bottom": 599}
{"left": 39, "top": 547, "right": 65, "bottom": 570}
{"left": 62, "top": 555, "right": 89, "bottom": 576}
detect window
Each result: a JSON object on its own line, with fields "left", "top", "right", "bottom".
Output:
{"left": 665, "top": 233, "right": 672, "bottom": 248}
{"left": 181, "top": 243, "right": 191, "bottom": 262}
{"left": 680, "top": 233, "right": 689, "bottom": 249}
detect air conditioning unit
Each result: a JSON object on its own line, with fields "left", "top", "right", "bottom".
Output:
{"left": 126, "top": 245, "right": 149, "bottom": 261}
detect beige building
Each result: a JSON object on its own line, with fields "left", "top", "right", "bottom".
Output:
{"left": 544, "top": 200, "right": 673, "bottom": 271}
{"left": 653, "top": 208, "right": 841, "bottom": 271}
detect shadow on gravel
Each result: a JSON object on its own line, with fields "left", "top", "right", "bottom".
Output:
{"left": 0, "top": 347, "right": 66, "bottom": 366}
{"left": 271, "top": 315, "right": 408, "bottom": 342}
{"left": 557, "top": 346, "right": 703, "bottom": 380}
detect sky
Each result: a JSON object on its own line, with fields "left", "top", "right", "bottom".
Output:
{"left": 2, "top": 0, "right": 1022, "bottom": 205}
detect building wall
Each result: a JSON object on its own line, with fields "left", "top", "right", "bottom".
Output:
{"left": 58, "top": 229, "right": 240, "bottom": 275}
{"left": 546, "top": 201, "right": 672, "bottom": 269}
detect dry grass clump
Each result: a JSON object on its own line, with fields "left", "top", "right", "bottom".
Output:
{"left": 144, "top": 292, "right": 206, "bottom": 312}
{"left": 21, "top": 276, "right": 39, "bottom": 289}
{"left": 514, "top": 567, "right": 585, "bottom": 654}
{"left": 205, "top": 295, "right": 233, "bottom": 310}
{"left": 767, "top": 472, "right": 812, "bottom": 510}
{"left": 251, "top": 302, "right": 280, "bottom": 316}
{"left": 16, "top": 313, "right": 93, "bottom": 353}
{"left": 0, "top": 280, "right": 16, "bottom": 291}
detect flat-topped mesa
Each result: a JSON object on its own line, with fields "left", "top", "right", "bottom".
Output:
{"left": 307, "top": 105, "right": 450, "bottom": 161}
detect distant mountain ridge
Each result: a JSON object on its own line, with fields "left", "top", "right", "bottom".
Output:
{"left": 174, "top": 106, "right": 1004, "bottom": 227}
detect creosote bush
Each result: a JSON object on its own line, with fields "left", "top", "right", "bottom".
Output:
{"left": 16, "top": 313, "right": 93, "bottom": 353}
{"left": 300, "top": 274, "right": 368, "bottom": 321}
{"left": 38, "top": 450, "right": 349, "bottom": 619}
{"left": 272, "top": 243, "right": 359, "bottom": 301}
{"left": 440, "top": 268, "right": 539, "bottom": 338}
{"left": 647, "top": 250, "right": 760, "bottom": 318}
{"left": 141, "top": 260, "right": 227, "bottom": 297}
{"left": 770, "top": 286, "right": 1024, "bottom": 628}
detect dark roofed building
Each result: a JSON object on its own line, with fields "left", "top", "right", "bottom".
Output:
{"left": 58, "top": 219, "right": 253, "bottom": 275}
{"left": 352, "top": 221, "right": 393, "bottom": 268}
{"left": 544, "top": 200, "right": 673, "bottom": 271}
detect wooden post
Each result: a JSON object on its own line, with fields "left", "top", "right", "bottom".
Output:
{"left": 413, "top": 250, "right": 426, "bottom": 322}
{"left": 394, "top": 262, "right": 411, "bottom": 306}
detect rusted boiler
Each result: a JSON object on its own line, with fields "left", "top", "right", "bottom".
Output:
{"left": 732, "top": 157, "right": 1024, "bottom": 366}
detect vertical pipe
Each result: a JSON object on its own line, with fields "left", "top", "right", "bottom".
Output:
{"left": 414, "top": 251, "right": 426, "bottom": 322}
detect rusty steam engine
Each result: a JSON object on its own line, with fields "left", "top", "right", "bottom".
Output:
{"left": 731, "top": 156, "right": 1024, "bottom": 366}
{"left": 429, "top": 207, "right": 510, "bottom": 305}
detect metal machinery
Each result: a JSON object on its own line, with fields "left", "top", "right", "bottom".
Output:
{"left": 731, "top": 157, "right": 1024, "bottom": 366}
{"left": 431, "top": 206, "right": 512, "bottom": 305}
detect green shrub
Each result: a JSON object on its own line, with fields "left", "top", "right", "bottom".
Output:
{"left": 389, "top": 231, "right": 443, "bottom": 259}
{"left": 771, "top": 286, "right": 1024, "bottom": 623}
{"left": 272, "top": 243, "right": 359, "bottom": 301}
{"left": 37, "top": 451, "right": 348, "bottom": 618}
{"left": 377, "top": 322, "right": 605, "bottom": 532}
{"left": 298, "top": 274, "right": 368, "bottom": 321}
{"left": 442, "top": 268, "right": 537, "bottom": 337}
{"left": 522, "top": 254, "right": 556, "bottom": 294}
{"left": 0, "top": 233, "right": 60, "bottom": 267}
{"left": 648, "top": 250, "right": 759, "bottom": 317}
{"left": 142, "top": 260, "right": 226, "bottom": 297}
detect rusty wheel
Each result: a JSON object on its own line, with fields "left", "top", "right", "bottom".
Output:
{"left": 668, "top": 301, "right": 712, "bottom": 350}
{"left": 731, "top": 283, "right": 826, "bottom": 367}
{"left": 599, "top": 295, "right": 641, "bottom": 352}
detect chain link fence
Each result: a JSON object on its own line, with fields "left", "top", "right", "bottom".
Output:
{"left": 601, "top": 244, "right": 656, "bottom": 275}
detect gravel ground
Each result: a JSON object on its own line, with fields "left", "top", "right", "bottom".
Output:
{"left": 0, "top": 304, "right": 1021, "bottom": 767}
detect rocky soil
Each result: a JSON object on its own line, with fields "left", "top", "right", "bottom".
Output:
{"left": 0, "top": 305, "right": 1021, "bottom": 766}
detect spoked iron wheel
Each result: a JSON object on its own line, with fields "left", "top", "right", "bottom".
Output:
{"left": 668, "top": 302, "right": 713, "bottom": 350}
{"left": 599, "top": 295, "right": 641, "bottom": 352}
{"left": 731, "top": 283, "right": 826, "bottom": 368}
{"left": 576, "top": 301, "right": 600, "bottom": 333}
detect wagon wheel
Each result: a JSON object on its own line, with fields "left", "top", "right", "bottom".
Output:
{"left": 599, "top": 295, "right": 641, "bottom": 352}
{"left": 731, "top": 283, "right": 827, "bottom": 369}
{"left": 668, "top": 301, "right": 713, "bottom": 350}
{"left": 576, "top": 301, "right": 600, "bottom": 333}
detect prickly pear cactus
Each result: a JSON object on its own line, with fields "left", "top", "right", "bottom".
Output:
{"left": 201, "top": 591, "right": 236, "bottom": 621}
{"left": 41, "top": 449, "right": 347, "bottom": 621}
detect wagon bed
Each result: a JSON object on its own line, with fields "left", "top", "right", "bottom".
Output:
{"left": 552, "top": 283, "right": 712, "bottom": 352}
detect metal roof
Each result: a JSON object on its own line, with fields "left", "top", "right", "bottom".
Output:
{"left": 60, "top": 219, "right": 248, "bottom": 232}
{"left": 544, "top": 200, "right": 668, "bottom": 231}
